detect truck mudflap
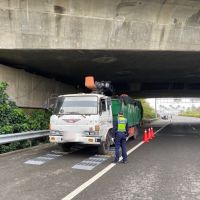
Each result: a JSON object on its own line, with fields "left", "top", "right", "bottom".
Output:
{"left": 128, "top": 127, "right": 135, "bottom": 137}
{"left": 49, "top": 135, "right": 101, "bottom": 145}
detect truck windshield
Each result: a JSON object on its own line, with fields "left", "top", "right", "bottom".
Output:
{"left": 54, "top": 96, "right": 98, "bottom": 115}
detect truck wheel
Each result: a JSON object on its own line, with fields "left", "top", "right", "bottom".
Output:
{"left": 98, "top": 132, "right": 112, "bottom": 155}
{"left": 58, "top": 143, "right": 71, "bottom": 152}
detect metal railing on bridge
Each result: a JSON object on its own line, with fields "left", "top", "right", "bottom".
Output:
{"left": 0, "top": 130, "right": 49, "bottom": 145}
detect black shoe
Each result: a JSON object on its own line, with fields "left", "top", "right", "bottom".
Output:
{"left": 112, "top": 160, "right": 118, "bottom": 164}
{"left": 120, "top": 160, "right": 128, "bottom": 164}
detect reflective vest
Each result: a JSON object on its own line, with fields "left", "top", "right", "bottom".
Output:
{"left": 117, "top": 117, "right": 127, "bottom": 132}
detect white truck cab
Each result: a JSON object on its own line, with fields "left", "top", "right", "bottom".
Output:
{"left": 49, "top": 93, "right": 114, "bottom": 154}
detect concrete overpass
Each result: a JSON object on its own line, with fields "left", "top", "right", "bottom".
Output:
{"left": 1, "top": 0, "right": 200, "bottom": 107}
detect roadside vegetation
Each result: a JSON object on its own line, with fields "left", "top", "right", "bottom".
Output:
{"left": 0, "top": 82, "right": 52, "bottom": 153}
{"left": 140, "top": 99, "right": 156, "bottom": 119}
{"left": 179, "top": 107, "right": 200, "bottom": 118}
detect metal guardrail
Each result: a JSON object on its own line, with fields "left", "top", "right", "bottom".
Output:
{"left": 0, "top": 130, "right": 50, "bottom": 145}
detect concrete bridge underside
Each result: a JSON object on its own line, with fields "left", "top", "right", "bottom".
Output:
{"left": 1, "top": 49, "right": 200, "bottom": 98}
{"left": 1, "top": 0, "right": 200, "bottom": 106}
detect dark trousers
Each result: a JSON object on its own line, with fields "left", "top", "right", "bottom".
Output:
{"left": 115, "top": 132, "right": 127, "bottom": 162}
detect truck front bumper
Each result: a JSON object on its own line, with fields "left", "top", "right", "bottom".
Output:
{"left": 49, "top": 133, "right": 101, "bottom": 145}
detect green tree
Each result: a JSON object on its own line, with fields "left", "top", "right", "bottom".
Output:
{"left": 140, "top": 99, "right": 156, "bottom": 119}
{"left": 0, "top": 81, "right": 52, "bottom": 153}
{"left": 0, "top": 82, "right": 29, "bottom": 134}
{"left": 0, "top": 81, "right": 52, "bottom": 134}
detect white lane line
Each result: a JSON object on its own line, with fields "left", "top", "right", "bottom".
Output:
{"left": 154, "top": 123, "right": 170, "bottom": 135}
{"left": 62, "top": 162, "right": 116, "bottom": 200}
{"left": 61, "top": 124, "right": 169, "bottom": 200}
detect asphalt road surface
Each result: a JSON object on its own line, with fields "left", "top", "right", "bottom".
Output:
{"left": 1, "top": 116, "right": 200, "bottom": 200}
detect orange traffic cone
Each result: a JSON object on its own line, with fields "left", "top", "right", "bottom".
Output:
{"left": 148, "top": 128, "right": 152, "bottom": 140}
{"left": 143, "top": 129, "right": 149, "bottom": 143}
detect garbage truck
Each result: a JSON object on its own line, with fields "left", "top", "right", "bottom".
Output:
{"left": 49, "top": 77, "right": 143, "bottom": 154}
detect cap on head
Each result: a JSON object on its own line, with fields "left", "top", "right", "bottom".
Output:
{"left": 118, "top": 111, "right": 124, "bottom": 116}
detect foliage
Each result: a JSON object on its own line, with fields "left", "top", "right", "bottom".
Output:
{"left": 179, "top": 107, "right": 200, "bottom": 118}
{"left": 0, "top": 81, "right": 52, "bottom": 153}
{"left": 0, "top": 138, "right": 48, "bottom": 154}
{"left": 140, "top": 99, "right": 156, "bottom": 119}
{"left": 29, "top": 110, "right": 51, "bottom": 130}
{"left": 0, "top": 82, "right": 29, "bottom": 134}
{"left": 0, "top": 81, "right": 52, "bottom": 134}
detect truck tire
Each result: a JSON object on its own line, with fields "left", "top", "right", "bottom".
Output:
{"left": 98, "top": 131, "right": 112, "bottom": 155}
{"left": 58, "top": 143, "right": 71, "bottom": 152}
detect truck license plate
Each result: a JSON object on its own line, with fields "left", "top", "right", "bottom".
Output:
{"left": 50, "top": 136, "right": 62, "bottom": 143}
{"left": 88, "top": 138, "right": 94, "bottom": 143}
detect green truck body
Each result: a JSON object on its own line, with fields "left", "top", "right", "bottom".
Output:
{"left": 111, "top": 96, "right": 143, "bottom": 127}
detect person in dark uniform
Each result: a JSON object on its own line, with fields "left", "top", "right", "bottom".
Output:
{"left": 112, "top": 111, "right": 128, "bottom": 164}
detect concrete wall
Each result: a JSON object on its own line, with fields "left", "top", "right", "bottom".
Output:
{"left": 1, "top": 0, "right": 200, "bottom": 50}
{"left": 0, "top": 64, "right": 77, "bottom": 108}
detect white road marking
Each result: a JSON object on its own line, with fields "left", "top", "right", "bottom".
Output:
{"left": 154, "top": 123, "right": 170, "bottom": 135}
{"left": 51, "top": 150, "right": 70, "bottom": 155}
{"left": 192, "top": 127, "right": 196, "bottom": 131}
{"left": 24, "top": 153, "right": 63, "bottom": 165}
{"left": 72, "top": 155, "right": 110, "bottom": 171}
{"left": 24, "top": 145, "right": 85, "bottom": 166}
{"left": 45, "top": 153, "right": 62, "bottom": 157}
{"left": 61, "top": 124, "right": 169, "bottom": 200}
{"left": 37, "top": 156, "right": 55, "bottom": 160}
{"left": 24, "top": 160, "right": 46, "bottom": 165}
{"left": 62, "top": 163, "right": 116, "bottom": 200}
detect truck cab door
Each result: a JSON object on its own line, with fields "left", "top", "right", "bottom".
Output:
{"left": 106, "top": 97, "right": 113, "bottom": 124}
{"left": 99, "top": 98, "right": 113, "bottom": 136}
